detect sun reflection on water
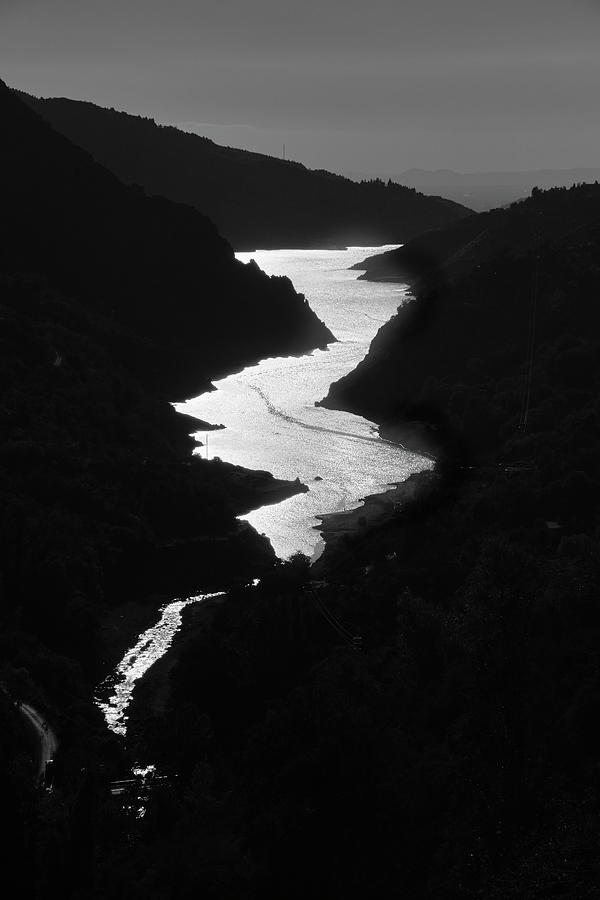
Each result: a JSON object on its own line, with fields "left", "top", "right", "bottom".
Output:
{"left": 96, "top": 592, "right": 224, "bottom": 735}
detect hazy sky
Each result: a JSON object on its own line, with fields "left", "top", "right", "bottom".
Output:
{"left": 1, "top": 0, "right": 599, "bottom": 173}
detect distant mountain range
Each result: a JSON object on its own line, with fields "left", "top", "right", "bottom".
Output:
{"left": 397, "top": 167, "right": 600, "bottom": 188}
{"left": 345, "top": 167, "right": 600, "bottom": 212}
{"left": 19, "top": 92, "right": 471, "bottom": 250}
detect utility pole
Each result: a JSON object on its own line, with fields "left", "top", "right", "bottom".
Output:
{"left": 283, "top": 143, "right": 286, "bottom": 161}
{"left": 205, "top": 432, "right": 209, "bottom": 460}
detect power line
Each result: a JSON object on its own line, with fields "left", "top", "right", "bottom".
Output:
{"left": 518, "top": 235, "right": 541, "bottom": 432}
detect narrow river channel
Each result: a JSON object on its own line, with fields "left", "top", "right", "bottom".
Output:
{"left": 181, "top": 246, "right": 430, "bottom": 559}
{"left": 96, "top": 246, "right": 432, "bottom": 734}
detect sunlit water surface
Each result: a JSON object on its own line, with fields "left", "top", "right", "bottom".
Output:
{"left": 179, "top": 246, "right": 432, "bottom": 559}
{"left": 96, "top": 593, "right": 224, "bottom": 735}
{"left": 97, "top": 247, "right": 433, "bottom": 736}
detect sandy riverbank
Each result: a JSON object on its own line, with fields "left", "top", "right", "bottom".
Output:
{"left": 309, "top": 415, "right": 440, "bottom": 572}
{"left": 312, "top": 468, "right": 438, "bottom": 574}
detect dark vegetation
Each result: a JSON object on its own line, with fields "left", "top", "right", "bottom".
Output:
{"left": 4, "top": 76, "right": 600, "bottom": 898}
{"left": 352, "top": 181, "right": 600, "bottom": 285}
{"left": 20, "top": 92, "right": 471, "bottom": 251}
{"left": 326, "top": 183, "right": 600, "bottom": 461}
{"left": 71, "top": 183, "right": 598, "bottom": 899}
{"left": 0, "top": 79, "right": 328, "bottom": 895}
{"left": 3, "top": 84, "right": 333, "bottom": 398}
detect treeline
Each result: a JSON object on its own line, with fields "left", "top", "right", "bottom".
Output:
{"left": 353, "top": 181, "right": 600, "bottom": 286}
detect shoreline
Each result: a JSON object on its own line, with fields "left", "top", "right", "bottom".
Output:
{"left": 97, "top": 249, "right": 430, "bottom": 735}
{"left": 377, "top": 420, "right": 441, "bottom": 462}
{"left": 98, "top": 439, "right": 435, "bottom": 736}
{"left": 310, "top": 415, "right": 440, "bottom": 572}
{"left": 312, "top": 467, "right": 437, "bottom": 575}
{"left": 97, "top": 442, "right": 438, "bottom": 741}
{"left": 124, "top": 592, "right": 227, "bottom": 748}
{"left": 96, "top": 470, "right": 309, "bottom": 683}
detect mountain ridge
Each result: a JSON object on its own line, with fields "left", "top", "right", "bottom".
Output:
{"left": 19, "top": 91, "right": 471, "bottom": 250}
{"left": 341, "top": 167, "right": 600, "bottom": 212}
{"left": 2, "top": 81, "right": 333, "bottom": 398}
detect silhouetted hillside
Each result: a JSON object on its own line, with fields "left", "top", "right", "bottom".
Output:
{"left": 20, "top": 92, "right": 471, "bottom": 250}
{"left": 324, "top": 183, "right": 600, "bottom": 461}
{"left": 6, "top": 81, "right": 600, "bottom": 900}
{"left": 353, "top": 182, "right": 600, "bottom": 286}
{"left": 2, "top": 81, "right": 333, "bottom": 398}
{"left": 279, "top": 182, "right": 600, "bottom": 898}
{"left": 0, "top": 76, "right": 333, "bottom": 648}
{"left": 81, "top": 185, "right": 600, "bottom": 895}
{"left": 0, "top": 79, "right": 325, "bottom": 876}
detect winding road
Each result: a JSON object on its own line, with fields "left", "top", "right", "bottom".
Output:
{"left": 19, "top": 702, "right": 58, "bottom": 781}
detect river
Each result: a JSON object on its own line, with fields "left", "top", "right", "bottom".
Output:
{"left": 96, "top": 246, "right": 432, "bottom": 734}
{"left": 179, "top": 246, "right": 430, "bottom": 559}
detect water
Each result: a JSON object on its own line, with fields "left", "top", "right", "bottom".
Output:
{"left": 179, "top": 246, "right": 431, "bottom": 559}
{"left": 96, "top": 592, "right": 224, "bottom": 735}
{"left": 97, "top": 246, "right": 433, "bottom": 736}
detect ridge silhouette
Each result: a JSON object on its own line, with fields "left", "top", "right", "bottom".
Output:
{"left": 20, "top": 91, "right": 471, "bottom": 251}
{"left": 1, "top": 79, "right": 333, "bottom": 397}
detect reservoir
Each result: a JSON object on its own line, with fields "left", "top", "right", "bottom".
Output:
{"left": 179, "top": 246, "right": 431, "bottom": 559}
{"left": 97, "top": 246, "right": 432, "bottom": 733}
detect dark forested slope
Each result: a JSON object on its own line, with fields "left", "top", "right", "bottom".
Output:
{"left": 84, "top": 184, "right": 600, "bottom": 896}
{"left": 276, "top": 182, "right": 600, "bottom": 899}
{"left": 20, "top": 92, "right": 470, "bottom": 250}
{"left": 325, "top": 183, "right": 600, "bottom": 460}
{"left": 6, "top": 81, "right": 600, "bottom": 900}
{"left": 2, "top": 82, "right": 333, "bottom": 398}
{"left": 0, "top": 75, "right": 332, "bottom": 665}
{"left": 0, "top": 78, "right": 327, "bottom": 881}
{"left": 353, "top": 181, "right": 600, "bottom": 285}
{"left": 92, "top": 184, "right": 600, "bottom": 900}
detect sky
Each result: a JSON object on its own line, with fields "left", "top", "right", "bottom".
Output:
{"left": 1, "top": 0, "right": 599, "bottom": 174}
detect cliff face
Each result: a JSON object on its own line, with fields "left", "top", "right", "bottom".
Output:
{"left": 1, "top": 81, "right": 333, "bottom": 398}
{"left": 20, "top": 92, "right": 471, "bottom": 250}
{"left": 323, "top": 184, "right": 600, "bottom": 462}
